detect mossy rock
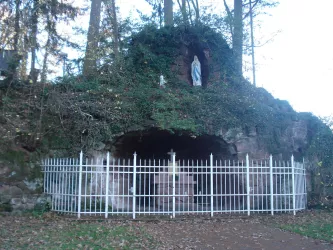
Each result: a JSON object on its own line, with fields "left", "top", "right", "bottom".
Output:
{"left": 0, "top": 203, "right": 13, "bottom": 212}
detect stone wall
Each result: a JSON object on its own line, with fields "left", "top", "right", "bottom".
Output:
{"left": 0, "top": 148, "right": 49, "bottom": 213}
{"left": 0, "top": 183, "right": 51, "bottom": 213}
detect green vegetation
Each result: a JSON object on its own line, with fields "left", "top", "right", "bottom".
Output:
{"left": 0, "top": 26, "right": 326, "bottom": 157}
{"left": 0, "top": 203, "right": 12, "bottom": 212}
{"left": 267, "top": 211, "right": 333, "bottom": 242}
{"left": 282, "top": 222, "right": 333, "bottom": 242}
{"left": 0, "top": 217, "right": 157, "bottom": 249}
{"left": 35, "top": 25, "right": 301, "bottom": 153}
{"left": 1, "top": 24, "right": 333, "bottom": 206}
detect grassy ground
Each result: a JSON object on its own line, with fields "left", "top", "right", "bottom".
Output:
{"left": 0, "top": 213, "right": 158, "bottom": 249}
{"left": 260, "top": 210, "right": 333, "bottom": 242}
{"left": 0, "top": 210, "right": 332, "bottom": 249}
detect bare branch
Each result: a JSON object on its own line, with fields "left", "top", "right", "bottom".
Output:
{"left": 223, "top": 0, "right": 233, "bottom": 37}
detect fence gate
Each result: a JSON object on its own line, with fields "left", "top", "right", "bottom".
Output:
{"left": 42, "top": 152, "right": 307, "bottom": 218}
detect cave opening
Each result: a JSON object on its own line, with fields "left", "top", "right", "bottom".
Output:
{"left": 113, "top": 129, "right": 235, "bottom": 160}
{"left": 112, "top": 129, "right": 243, "bottom": 208}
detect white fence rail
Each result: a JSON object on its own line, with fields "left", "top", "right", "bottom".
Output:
{"left": 42, "top": 152, "right": 307, "bottom": 218}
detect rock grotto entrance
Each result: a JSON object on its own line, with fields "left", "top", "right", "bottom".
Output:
{"left": 113, "top": 129, "right": 237, "bottom": 160}
{"left": 112, "top": 129, "right": 242, "bottom": 208}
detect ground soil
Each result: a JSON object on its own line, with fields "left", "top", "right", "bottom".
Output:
{"left": 0, "top": 212, "right": 332, "bottom": 249}
{"left": 143, "top": 216, "right": 332, "bottom": 250}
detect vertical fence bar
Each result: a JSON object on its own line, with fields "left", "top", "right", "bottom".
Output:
{"left": 291, "top": 155, "right": 296, "bottom": 215}
{"left": 55, "top": 158, "right": 59, "bottom": 211}
{"left": 210, "top": 153, "right": 214, "bottom": 217}
{"left": 42, "top": 153, "right": 308, "bottom": 216}
{"left": 246, "top": 154, "right": 250, "bottom": 216}
{"left": 77, "top": 151, "right": 83, "bottom": 218}
{"left": 269, "top": 155, "right": 274, "bottom": 215}
{"left": 303, "top": 158, "right": 307, "bottom": 209}
{"left": 60, "top": 159, "right": 64, "bottom": 212}
{"left": 43, "top": 160, "right": 46, "bottom": 193}
{"left": 105, "top": 152, "right": 110, "bottom": 218}
{"left": 172, "top": 152, "right": 176, "bottom": 218}
{"left": 132, "top": 152, "right": 137, "bottom": 219}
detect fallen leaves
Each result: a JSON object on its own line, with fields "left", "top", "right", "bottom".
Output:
{"left": 0, "top": 211, "right": 332, "bottom": 249}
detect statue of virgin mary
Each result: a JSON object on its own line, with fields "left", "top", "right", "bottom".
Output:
{"left": 191, "top": 55, "right": 202, "bottom": 86}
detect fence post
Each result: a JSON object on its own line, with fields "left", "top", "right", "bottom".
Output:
{"left": 77, "top": 151, "right": 83, "bottom": 218}
{"left": 210, "top": 153, "right": 214, "bottom": 217}
{"left": 303, "top": 158, "right": 307, "bottom": 209}
{"left": 105, "top": 152, "right": 110, "bottom": 218}
{"left": 270, "top": 155, "right": 274, "bottom": 215}
{"left": 132, "top": 152, "right": 137, "bottom": 219}
{"left": 246, "top": 154, "right": 250, "bottom": 216}
{"left": 172, "top": 152, "right": 176, "bottom": 218}
{"left": 291, "top": 155, "right": 296, "bottom": 215}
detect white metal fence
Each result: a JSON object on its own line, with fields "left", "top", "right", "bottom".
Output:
{"left": 42, "top": 152, "right": 307, "bottom": 218}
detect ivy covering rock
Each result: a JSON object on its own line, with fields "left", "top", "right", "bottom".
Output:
{"left": 0, "top": 24, "right": 333, "bottom": 209}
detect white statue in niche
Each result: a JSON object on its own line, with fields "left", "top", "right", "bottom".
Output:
{"left": 159, "top": 74, "right": 166, "bottom": 88}
{"left": 191, "top": 55, "right": 202, "bottom": 86}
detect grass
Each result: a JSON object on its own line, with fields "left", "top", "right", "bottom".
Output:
{"left": 0, "top": 214, "right": 158, "bottom": 249}
{"left": 281, "top": 222, "right": 333, "bottom": 242}
{"left": 1, "top": 210, "right": 333, "bottom": 249}
{"left": 260, "top": 210, "right": 333, "bottom": 242}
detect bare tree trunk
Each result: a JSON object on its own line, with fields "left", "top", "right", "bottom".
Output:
{"left": 83, "top": 0, "right": 102, "bottom": 77}
{"left": 190, "top": 0, "right": 199, "bottom": 23}
{"left": 8, "top": 0, "right": 22, "bottom": 81}
{"left": 30, "top": 0, "right": 39, "bottom": 83}
{"left": 41, "top": 35, "right": 50, "bottom": 83}
{"left": 110, "top": 0, "right": 119, "bottom": 59}
{"left": 19, "top": 34, "right": 29, "bottom": 80}
{"left": 164, "top": 0, "right": 173, "bottom": 26}
{"left": 186, "top": 0, "right": 193, "bottom": 25}
{"left": 249, "top": 0, "right": 256, "bottom": 86}
{"left": 19, "top": 53, "right": 28, "bottom": 80}
{"left": 177, "top": 0, "right": 188, "bottom": 25}
{"left": 158, "top": 2, "right": 163, "bottom": 28}
{"left": 233, "top": 0, "right": 243, "bottom": 76}
{"left": 223, "top": 0, "right": 233, "bottom": 38}
{"left": 13, "top": 0, "right": 20, "bottom": 52}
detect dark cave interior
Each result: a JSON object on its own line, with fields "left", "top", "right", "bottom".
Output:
{"left": 113, "top": 129, "right": 236, "bottom": 160}
{"left": 111, "top": 129, "right": 241, "bottom": 207}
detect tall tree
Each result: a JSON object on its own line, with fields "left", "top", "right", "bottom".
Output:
{"left": 10, "top": 0, "right": 22, "bottom": 80}
{"left": 164, "top": 0, "right": 173, "bottom": 26}
{"left": 110, "top": 0, "right": 119, "bottom": 59}
{"left": 0, "top": 0, "right": 22, "bottom": 81}
{"left": 145, "top": 0, "right": 201, "bottom": 27}
{"left": 40, "top": 31, "right": 51, "bottom": 83}
{"left": 176, "top": 0, "right": 188, "bottom": 25}
{"left": 1, "top": 0, "right": 78, "bottom": 82}
{"left": 104, "top": 0, "right": 119, "bottom": 59}
{"left": 83, "top": 0, "right": 102, "bottom": 77}
{"left": 249, "top": 0, "right": 256, "bottom": 86}
{"left": 143, "top": 0, "right": 163, "bottom": 27}
{"left": 29, "top": 0, "right": 39, "bottom": 83}
{"left": 39, "top": 0, "right": 78, "bottom": 81}
{"left": 224, "top": 0, "right": 278, "bottom": 78}
{"left": 13, "top": 0, "right": 21, "bottom": 53}
{"left": 175, "top": 0, "right": 200, "bottom": 25}
{"left": 233, "top": 0, "right": 243, "bottom": 75}
{"left": 189, "top": 0, "right": 200, "bottom": 24}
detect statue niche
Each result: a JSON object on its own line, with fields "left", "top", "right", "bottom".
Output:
{"left": 191, "top": 55, "right": 202, "bottom": 86}
{"left": 172, "top": 44, "right": 212, "bottom": 88}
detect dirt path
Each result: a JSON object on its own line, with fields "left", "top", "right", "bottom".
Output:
{"left": 143, "top": 217, "right": 331, "bottom": 250}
